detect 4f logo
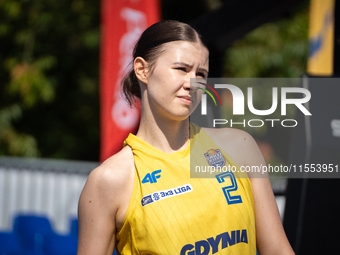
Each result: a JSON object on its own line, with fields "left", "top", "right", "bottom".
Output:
{"left": 142, "top": 170, "right": 162, "bottom": 184}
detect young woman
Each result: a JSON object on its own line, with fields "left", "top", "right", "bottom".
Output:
{"left": 77, "top": 20, "right": 294, "bottom": 255}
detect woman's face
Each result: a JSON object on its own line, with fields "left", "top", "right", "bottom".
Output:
{"left": 143, "top": 41, "right": 209, "bottom": 122}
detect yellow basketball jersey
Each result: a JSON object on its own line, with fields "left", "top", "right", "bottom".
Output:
{"left": 117, "top": 123, "right": 256, "bottom": 254}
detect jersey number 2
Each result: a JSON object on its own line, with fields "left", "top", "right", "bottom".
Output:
{"left": 215, "top": 172, "right": 242, "bottom": 205}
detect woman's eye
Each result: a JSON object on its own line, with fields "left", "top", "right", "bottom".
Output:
{"left": 197, "top": 72, "right": 206, "bottom": 78}
{"left": 177, "top": 67, "right": 187, "bottom": 72}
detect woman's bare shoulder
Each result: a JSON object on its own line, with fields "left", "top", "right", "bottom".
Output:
{"left": 202, "top": 126, "right": 252, "bottom": 141}
{"left": 87, "top": 146, "right": 135, "bottom": 190}
{"left": 79, "top": 145, "right": 135, "bottom": 213}
{"left": 202, "top": 127, "right": 256, "bottom": 152}
{"left": 202, "top": 127, "right": 264, "bottom": 167}
{"left": 77, "top": 146, "right": 135, "bottom": 254}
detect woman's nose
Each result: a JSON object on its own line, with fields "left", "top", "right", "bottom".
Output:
{"left": 183, "top": 76, "right": 193, "bottom": 90}
{"left": 184, "top": 72, "right": 197, "bottom": 90}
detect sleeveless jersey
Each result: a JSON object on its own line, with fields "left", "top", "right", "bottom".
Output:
{"left": 116, "top": 123, "right": 256, "bottom": 254}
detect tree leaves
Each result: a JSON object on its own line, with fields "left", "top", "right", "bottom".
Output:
{"left": 0, "top": 0, "right": 99, "bottom": 159}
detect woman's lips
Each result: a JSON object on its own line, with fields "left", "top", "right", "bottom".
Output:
{"left": 178, "top": 95, "right": 191, "bottom": 105}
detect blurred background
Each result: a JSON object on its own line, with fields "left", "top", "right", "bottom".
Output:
{"left": 0, "top": 0, "right": 309, "bottom": 161}
{"left": 1, "top": 0, "right": 339, "bottom": 254}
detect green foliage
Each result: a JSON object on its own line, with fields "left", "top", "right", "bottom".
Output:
{"left": 0, "top": 0, "right": 100, "bottom": 160}
{"left": 7, "top": 61, "right": 55, "bottom": 107}
{"left": 221, "top": 4, "right": 309, "bottom": 165}
{"left": 0, "top": 104, "right": 39, "bottom": 156}
{"left": 224, "top": 7, "right": 309, "bottom": 78}
{"left": 221, "top": 5, "right": 309, "bottom": 135}
{"left": 0, "top": 0, "right": 308, "bottom": 162}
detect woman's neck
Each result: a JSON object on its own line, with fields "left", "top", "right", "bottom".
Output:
{"left": 136, "top": 114, "right": 190, "bottom": 154}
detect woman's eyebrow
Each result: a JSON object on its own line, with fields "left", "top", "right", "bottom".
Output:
{"left": 173, "top": 62, "right": 192, "bottom": 67}
{"left": 173, "top": 62, "right": 208, "bottom": 74}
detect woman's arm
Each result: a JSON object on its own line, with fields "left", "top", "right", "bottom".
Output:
{"left": 77, "top": 147, "right": 134, "bottom": 255}
{"left": 241, "top": 132, "right": 294, "bottom": 255}
{"left": 203, "top": 127, "right": 295, "bottom": 255}
{"left": 77, "top": 167, "right": 116, "bottom": 255}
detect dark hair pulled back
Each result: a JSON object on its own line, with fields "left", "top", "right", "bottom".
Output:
{"left": 122, "top": 20, "right": 206, "bottom": 107}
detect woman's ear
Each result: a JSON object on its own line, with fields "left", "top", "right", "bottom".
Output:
{"left": 134, "top": 57, "right": 149, "bottom": 84}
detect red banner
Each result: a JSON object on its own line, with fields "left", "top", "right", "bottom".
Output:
{"left": 100, "top": 0, "right": 160, "bottom": 162}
